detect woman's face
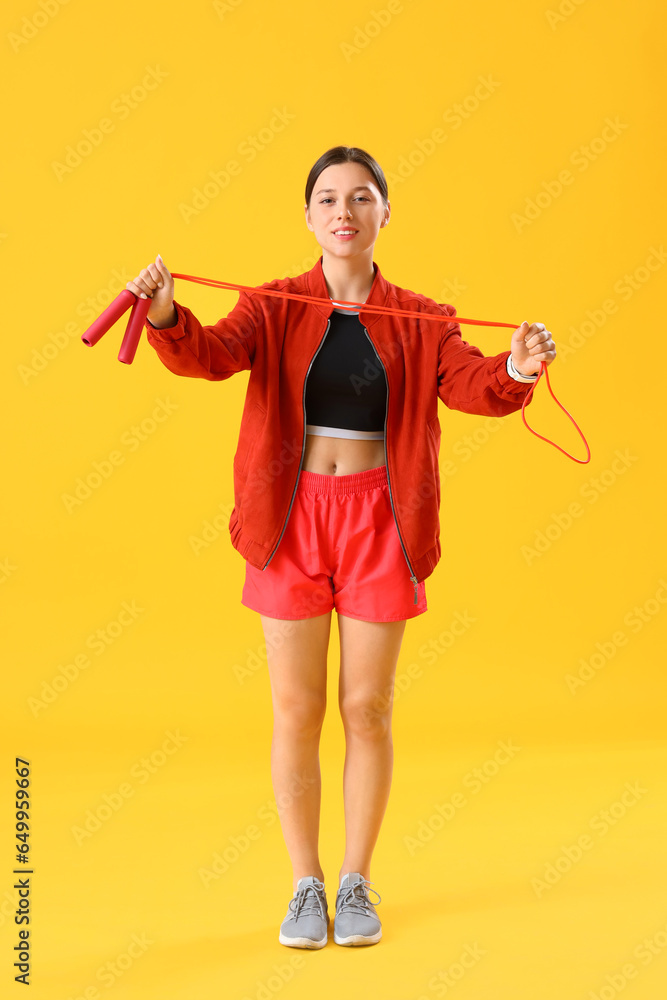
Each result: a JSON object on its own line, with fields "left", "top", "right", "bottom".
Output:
{"left": 305, "top": 161, "right": 390, "bottom": 258}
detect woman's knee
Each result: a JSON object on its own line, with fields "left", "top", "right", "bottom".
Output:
{"left": 339, "top": 695, "right": 392, "bottom": 740}
{"left": 273, "top": 692, "right": 327, "bottom": 736}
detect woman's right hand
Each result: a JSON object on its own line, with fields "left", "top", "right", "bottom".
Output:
{"left": 126, "top": 254, "right": 175, "bottom": 324}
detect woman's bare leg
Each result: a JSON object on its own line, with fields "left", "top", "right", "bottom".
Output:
{"left": 336, "top": 615, "right": 407, "bottom": 886}
{"left": 260, "top": 611, "right": 332, "bottom": 892}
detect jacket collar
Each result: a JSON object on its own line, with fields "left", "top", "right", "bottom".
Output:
{"left": 304, "top": 255, "right": 389, "bottom": 327}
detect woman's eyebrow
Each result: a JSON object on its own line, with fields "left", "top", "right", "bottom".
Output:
{"left": 314, "top": 185, "right": 373, "bottom": 196}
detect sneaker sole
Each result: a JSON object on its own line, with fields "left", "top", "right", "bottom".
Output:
{"left": 279, "top": 930, "right": 328, "bottom": 949}
{"left": 333, "top": 928, "right": 382, "bottom": 946}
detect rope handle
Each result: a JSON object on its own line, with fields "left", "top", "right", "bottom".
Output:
{"left": 81, "top": 271, "right": 591, "bottom": 463}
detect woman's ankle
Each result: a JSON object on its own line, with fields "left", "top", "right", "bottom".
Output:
{"left": 293, "top": 869, "right": 325, "bottom": 891}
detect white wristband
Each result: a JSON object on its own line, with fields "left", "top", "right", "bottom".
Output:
{"left": 507, "top": 354, "right": 538, "bottom": 382}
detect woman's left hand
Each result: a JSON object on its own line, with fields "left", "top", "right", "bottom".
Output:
{"left": 510, "top": 321, "right": 557, "bottom": 376}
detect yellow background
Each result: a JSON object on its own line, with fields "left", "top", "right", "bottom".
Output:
{"left": 2, "top": 0, "right": 666, "bottom": 997}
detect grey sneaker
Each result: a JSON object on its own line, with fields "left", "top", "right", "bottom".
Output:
{"left": 334, "top": 872, "right": 382, "bottom": 946}
{"left": 279, "top": 876, "right": 329, "bottom": 949}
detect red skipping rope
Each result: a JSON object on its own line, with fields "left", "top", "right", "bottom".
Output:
{"left": 169, "top": 271, "right": 591, "bottom": 464}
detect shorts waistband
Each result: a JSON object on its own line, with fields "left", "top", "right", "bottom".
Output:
{"left": 297, "top": 464, "right": 388, "bottom": 495}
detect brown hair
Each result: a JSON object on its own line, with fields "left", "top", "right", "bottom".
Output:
{"left": 305, "top": 145, "right": 389, "bottom": 209}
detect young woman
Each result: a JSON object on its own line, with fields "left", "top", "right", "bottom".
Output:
{"left": 128, "top": 145, "right": 556, "bottom": 950}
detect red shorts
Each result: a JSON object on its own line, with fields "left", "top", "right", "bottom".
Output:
{"left": 241, "top": 464, "right": 427, "bottom": 622}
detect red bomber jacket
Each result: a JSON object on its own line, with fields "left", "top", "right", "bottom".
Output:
{"left": 143, "top": 256, "right": 535, "bottom": 600}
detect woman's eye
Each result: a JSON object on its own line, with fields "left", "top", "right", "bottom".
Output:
{"left": 320, "top": 197, "right": 369, "bottom": 204}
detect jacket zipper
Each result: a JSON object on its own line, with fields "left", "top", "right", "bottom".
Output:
{"left": 261, "top": 315, "right": 420, "bottom": 606}
{"left": 362, "top": 324, "right": 419, "bottom": 605}
{"left": 261, "top": 317, "right": 332, "bottom": 571}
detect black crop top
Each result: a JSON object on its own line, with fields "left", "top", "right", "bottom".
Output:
{"left": 304, "top": 310, "right": 388, "bottom": 432}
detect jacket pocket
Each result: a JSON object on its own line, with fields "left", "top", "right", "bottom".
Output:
{"left": 233, "top": 400, "right": 267, "bottom": 476}
{"left": 426, "top": 414, "right": 441, "bottom": 509}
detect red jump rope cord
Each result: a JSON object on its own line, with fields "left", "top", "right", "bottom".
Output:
{"left": 518, "top": 361, "right": 590, "bottom": 464}
{"left": 169, "top": 271, "right": 591, "bottom": 464}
